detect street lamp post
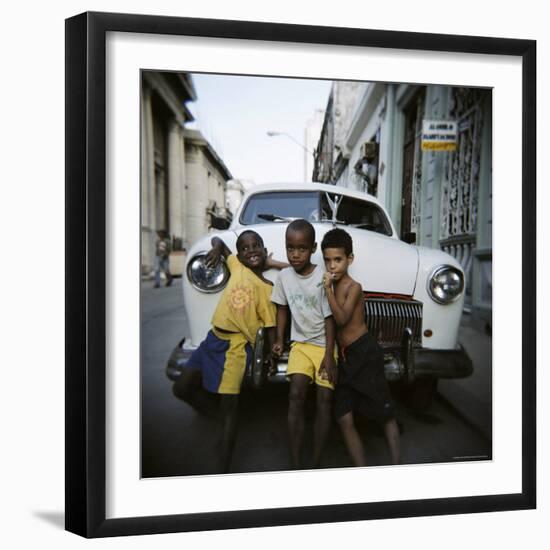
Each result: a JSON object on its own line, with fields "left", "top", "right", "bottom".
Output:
{"left": 266, "top": 131, "right": 314, "bottom": 181}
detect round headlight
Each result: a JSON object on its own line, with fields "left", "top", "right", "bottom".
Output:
{"left": 186, "top": 254, "right": 230, "bottom": 293}
{"left": 427, "top": 265, "right": 465, "bottom": 304}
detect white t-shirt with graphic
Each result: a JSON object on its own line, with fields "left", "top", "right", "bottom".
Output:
{"left": 271, "top": 264, "right": 332, "bottom": 347}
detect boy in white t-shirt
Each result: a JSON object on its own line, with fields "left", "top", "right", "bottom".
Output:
{"left": 271, "top": 219, "right": 336, "bottom": 469}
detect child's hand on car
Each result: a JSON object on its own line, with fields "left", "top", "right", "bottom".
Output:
{"left": 205, "top": 245, "right": 222, "bottom": 267}
{"left": 271, "top": 341, "right": 283, "bottom": 358}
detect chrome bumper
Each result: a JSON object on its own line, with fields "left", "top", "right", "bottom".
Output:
{"left": 167, "top": 328, "right": 473, "bottom": 387}
{"left": 261, "top": 346, "right": 473, "bottom": 385}
{"left": 247, "top": 327, "right": 473, "bottom": 386}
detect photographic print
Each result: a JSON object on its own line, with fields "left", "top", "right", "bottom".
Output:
{"left": 66, "top": 12, "right": 534, "bottom": 536}
{"left": 140, "top": 71, "right": 493, "bottom": 478}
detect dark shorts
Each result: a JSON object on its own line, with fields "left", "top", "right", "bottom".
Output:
{"left": 334, "top": 332, "right": 395, "bottom": 421}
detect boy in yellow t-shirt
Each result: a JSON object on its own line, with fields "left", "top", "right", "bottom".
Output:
{"left": 173, "top": 230, "right": 286, "bottom": 472}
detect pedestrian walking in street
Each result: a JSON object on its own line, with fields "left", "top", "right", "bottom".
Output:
{"left": 154, "top": 229, "right": 173, "bottom": 288}
{"left": 172, "top": 231, "right": 287, "bottom": 473}
{"left": 321, "top": 228, "right": 400, "bottom": 466}
{"left": 271, "top": 220, "right": 337, "bottom": 469}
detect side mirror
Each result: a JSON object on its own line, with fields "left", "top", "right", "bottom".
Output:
{"left": 403, "top": 232, "right": 416, "bottom": 244}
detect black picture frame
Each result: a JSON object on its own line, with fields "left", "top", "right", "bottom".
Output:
{"left": 65, "top": 11, "right": 536, "bottom": 538}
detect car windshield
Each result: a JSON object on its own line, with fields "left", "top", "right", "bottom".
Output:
{"left": 320, "top": 193, "right": 393, "bottom": 235}
{"left": 240, "top": 191, "right": 392, "bottom": 236}
{"left": 240, "top": 191, "right": 321, "bottom": 224}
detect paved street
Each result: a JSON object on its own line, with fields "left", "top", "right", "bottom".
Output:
{"left": 141, "top": 278, "right": 491, "bottom": 478}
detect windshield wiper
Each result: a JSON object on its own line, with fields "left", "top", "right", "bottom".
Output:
{"left": 257, "top": 213, "right": 293, "bottom": 222}
{"left": 320, "top": 218, "right": 349, "bottom": 225}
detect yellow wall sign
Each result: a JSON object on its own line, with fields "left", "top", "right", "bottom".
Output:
{"left": 421, "top": 120, "right": 457, "bottom": 151}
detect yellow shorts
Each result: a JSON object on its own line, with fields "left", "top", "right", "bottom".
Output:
{"left": 186, "top": 327, "right": 253, "bottom": 395}
{"left": 287, "top": 341, "right": 335, "bottom": 390}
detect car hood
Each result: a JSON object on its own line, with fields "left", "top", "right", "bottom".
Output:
{"left": 231, "top": 223, "right": 419, "bottom": 295}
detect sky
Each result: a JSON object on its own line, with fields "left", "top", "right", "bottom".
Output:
{"left": 186, "top": 73, "right": 332, "bottom": 186}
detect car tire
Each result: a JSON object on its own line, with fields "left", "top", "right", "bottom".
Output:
{"left": 404, "top": 378, "right": 438, "bottom": 412}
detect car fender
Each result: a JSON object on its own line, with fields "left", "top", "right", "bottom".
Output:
{"left": 182, "top": 230, "right": 238, "bottom": 347}
{"left": 413, "top": 246, "right": 465, "bottom": 350}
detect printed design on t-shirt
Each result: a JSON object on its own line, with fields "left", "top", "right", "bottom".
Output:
{"left": 288, "top": 293, "right": 318, "bottom": 310}
{"left": 227, "top": 284, "right": 253, "bottom": 314}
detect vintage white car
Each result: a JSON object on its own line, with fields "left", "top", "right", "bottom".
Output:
{"left": 167, "top": 182, "right": 472, "bottom": 409}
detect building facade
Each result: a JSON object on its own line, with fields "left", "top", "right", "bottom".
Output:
{"left": 312, "top": 81, "right": 366, "bottom": 184}
{"left": 314, "top": 82, "right": 492, "bottom": 324}
{"left": 141, "top": 72, "right": 232, "bottom": 274}
{"left": 304, "top": 109, "right": 325, "bottom": 181}
{"left": 225, "top": 179, "right": 246, "bottom": 219}
{"left": 183, "top": 128, "right": 233, "bottom": 247}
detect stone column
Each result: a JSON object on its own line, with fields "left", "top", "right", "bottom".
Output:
{"left": 167, "top": 119, "right": 184, "bottom": 244}
{"left": 141, "top": 86, "right": 156, "bottom": 271}
{"left": 185, "top": 145, "right": 209, "bottom": 246}
{"left": 178, "top": 126, "right": 187, "bottom": 248}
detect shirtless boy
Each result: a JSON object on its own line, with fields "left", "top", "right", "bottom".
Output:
{"left": 321, "top": 228, "right": 400, "bottom": 466}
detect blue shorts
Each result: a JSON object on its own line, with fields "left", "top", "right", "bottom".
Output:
{"left": 186, "top": 328, "right": 253, "bottom": 395}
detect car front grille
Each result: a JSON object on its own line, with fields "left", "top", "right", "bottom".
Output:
{"left": 364, "top": 295, "right": 423, "bottom": 347}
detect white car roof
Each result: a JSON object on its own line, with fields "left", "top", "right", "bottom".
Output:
{"left": 242, "top": 182, "right": 385, "bottom": 208}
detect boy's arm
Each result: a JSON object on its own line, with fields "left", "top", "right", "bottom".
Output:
{"left": 205, "top": 236, "right": 232, "bottom": 267}
{"left": 264, "top": 253, "right": 290, "bottom": 271}
{"left": 323, "top": 276, "right": 363, "bottom": 327}
{"left": 271, "top": 304, "right": 288, "bottom": 358}
{"left": 320, "top": 316, "right": 337, "bottom": 384}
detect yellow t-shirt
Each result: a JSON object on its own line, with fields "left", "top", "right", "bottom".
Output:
{"left": 211, "top": 255, "right": 276, "bottom": 345}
